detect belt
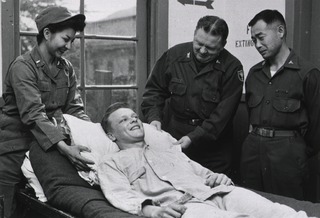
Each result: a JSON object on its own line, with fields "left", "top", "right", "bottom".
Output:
{"left": 173, "top": 116, "right": 203, "bottom": 126}
{"left": 252, "top": 127, "right": 297, "bottom": 138}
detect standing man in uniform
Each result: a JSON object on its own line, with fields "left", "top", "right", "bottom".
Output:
{"left": 241, "top": 9, "right": 320, "bottom": 200}
{"left": 141, "top": 16, "right": 244, "bottom": 176}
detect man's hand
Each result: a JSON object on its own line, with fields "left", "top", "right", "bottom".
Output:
{"left": 174, "top": 136, "right": 191, "bottom": 150}
{"left": 56, "top": 141, "right": 95, "bottom": 171}
{"left": 142, "top": 203, "right": 187, "bottom": 218}
{"left": 205, "top": 173, "right": 233, "bottom": 187}
{"left": 150, "top": 120, "right": 162, "bottom": 131}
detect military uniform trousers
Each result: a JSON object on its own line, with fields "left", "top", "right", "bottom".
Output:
{"left": 241, "top": 131, "right": 308, "bottom": 200}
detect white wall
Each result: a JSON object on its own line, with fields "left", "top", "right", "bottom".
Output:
{"left": 168, "top": 0, "right": 285, "bottom": 79}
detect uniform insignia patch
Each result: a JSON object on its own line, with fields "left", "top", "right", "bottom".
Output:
{"left": 187, "top": 52, "right": 190, "bottom": 58}
{"left": 237, "top": 69, "right": 244, "bottom": 82}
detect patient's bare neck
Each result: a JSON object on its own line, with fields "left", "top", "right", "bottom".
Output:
{"left": 118, "top": 140, "right": 146, "bottom": 150}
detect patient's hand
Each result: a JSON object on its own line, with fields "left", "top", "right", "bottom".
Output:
{"left": 142, "top": 203, "right": 186, "bottom": 218}
{"left": 56, "top": 141, "right": 95, "bottom": 171}
{"left": 150, "top": 120, "right": 162, "bottom": 131}
{"left": 174, "top": 136, "right": 191, "bottom": 150}
{"left": 205, "top": 173, "right": 233, "bottom": 187}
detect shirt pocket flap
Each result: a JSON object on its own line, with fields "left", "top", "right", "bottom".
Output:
{"left": 247, "top": 95, "right": 263, "bottom": 108}
{"left": 38, "top": 80, "right": 50, "bottom": 91}
{"left": 126, "top": 166, "right": 146, "bottom": 184}
{"left": 202, "top": 90, "right": 220, "bottom": 103}
{"left": 273, "top": 98, "right": 301, "bottom": 112}
{"left": 169, "top": 78, "right": 187, "bottom": 96}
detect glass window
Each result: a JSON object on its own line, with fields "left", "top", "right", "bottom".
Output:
{"left": 86, "top": 89, "right": 137, "bottom": 122}
{"left": 85, "top": 39, "right": 136, "bottom": 85}
{"left": 84, "top": 0, "right": 136, "bottom": 36}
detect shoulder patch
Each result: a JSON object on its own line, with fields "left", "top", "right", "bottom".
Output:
{"left": 237, "top": 69, "right": 244, "bottom": 82}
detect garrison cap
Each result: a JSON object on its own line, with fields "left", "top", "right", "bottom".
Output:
{"left": 35, "top": 6, "right": 85, "bottom": 32}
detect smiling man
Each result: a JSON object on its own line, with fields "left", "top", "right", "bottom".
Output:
{"left": 241, "top": 9, "right": 320, "bottom": 200}
{"left": 97, "top": 102, "right": 313, "bottom": 218}
{"left": 141, "top": 16, "right": 244, "bottom": 177}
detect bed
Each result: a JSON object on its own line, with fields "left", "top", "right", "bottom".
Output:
{"left": 19, "top": 114, "right": 320, "bottom": 218}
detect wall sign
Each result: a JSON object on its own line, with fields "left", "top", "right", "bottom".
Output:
{"left": 178, "top": 0, "right": 214, "bottom": 9}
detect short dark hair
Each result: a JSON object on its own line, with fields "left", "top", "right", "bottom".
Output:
{"left": 37, "top": 17, "right": 86, "bottom": 44}
{"left": 101, "top": 102, "right": 130, "bottom": 133}
{"left": 248, "top": 9, "right": 286, "bottom": 34}
{"left": 195, "top": 15, "right": 229, "bottom": 45}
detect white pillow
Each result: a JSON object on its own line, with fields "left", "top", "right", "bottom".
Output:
{"left": 21, "top": 114, "right": 179, "bottom": 201}
{"left": 63, "top": 114, "right": 120, "bottom": 185}
{"left": 21, "top": 151, "right": 48, "bottom": 202}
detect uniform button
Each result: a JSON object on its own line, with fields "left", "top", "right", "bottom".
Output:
{"left": 266, "top": 100, "right": 270, "bottom": 104}
{"left": 186, "top": 108, "right": 190, "bottom": 111}
{"left": 268, "top": 81, "right": 272, "bottom": 85}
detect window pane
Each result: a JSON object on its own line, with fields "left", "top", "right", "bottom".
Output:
{"left": 65, "top": 38, "right": 81, "bottom": 85}
{"left": 84, "top": 0, "right": 136, "bottom": 36}
{"left": 85, "top": 39, "right": 136, "bottom": 85}
{"left": 20, "top": 0, "right": 80, "bottom": 31}
{"left": 85, "top": 89, "right": 137, "bottom": 122}
{"left": 20, "top": 36, "right": 37, "bottom": 54}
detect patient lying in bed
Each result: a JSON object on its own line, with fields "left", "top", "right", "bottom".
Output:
{"left": 23, "top": 102, "right": 319, "bottom": 217}
{"left": 96, "top": 102, "right": 314, "bottom": 218}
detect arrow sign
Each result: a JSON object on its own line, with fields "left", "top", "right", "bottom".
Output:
{"left": 178, "top": 0, "right": 214, "bottom": 9}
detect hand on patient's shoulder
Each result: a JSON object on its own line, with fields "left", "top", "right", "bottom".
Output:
{"left": 174, "top": 136, "right": 191, "bottom": 150}
{"left": 205, "top": 173, "right": 233, "bottom": 187}
{"left": 143, "top": 203, "right": 186, "bottom": 218}
{"left": 143, "top": 123, "right": 180, "bottom": 151}
{"left": 150, "top": 120, "right": 162, "bottom": 131}
{"left": 56, "top": 140, "right": 94, "bottom": 171}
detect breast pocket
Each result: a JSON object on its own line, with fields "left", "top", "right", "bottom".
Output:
{"left": 168, "top": 78, "right": 187, "bottom": 109}
{"left": 201, "top": 89, "right": 220, "bottom": 117}
{"left": 272, "top": 98, "right": 301, "bottom": 127}
{"left": 56, "top": 80, "right": 70, "bottom": 106}
{"left": 38, "top": 80, "right": 51, "bottom": 104}
{"left": 124, "top": 166, "right": 146, "bottom": 185}
{"left": 272, "top": 98, "right": 301, "bottom": 113}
